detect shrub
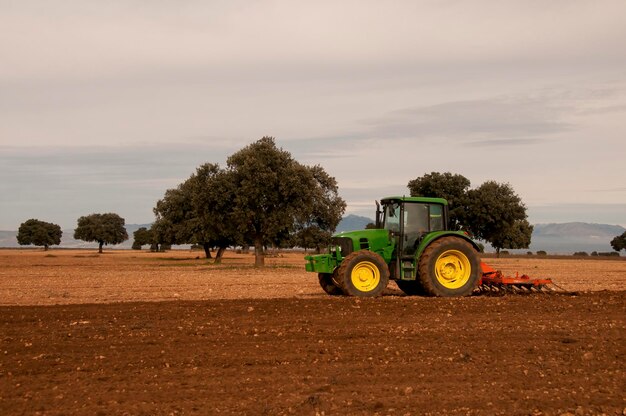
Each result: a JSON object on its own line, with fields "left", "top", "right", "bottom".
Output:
{"left": 536, "top": 250, "right": 547, "bottom": 256}
{"left": 526, "top": 251, "right": 533, "bottom": 255}
{"left": 573, "top": 251, "right": 588, "bottom": 256}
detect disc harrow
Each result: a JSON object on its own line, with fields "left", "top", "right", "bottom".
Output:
{"left": 476, "top": 261, "right": 564, "bottom": 295}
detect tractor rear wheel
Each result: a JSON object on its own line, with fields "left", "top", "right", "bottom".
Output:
{"left": 318, "top": 272, "right": 344, "bottom": 296}
{"left": 337, "top": 250, "right": 389, "bottom": 297}
{"left": 417, "top": 237, "right": 480, "bottom": 297}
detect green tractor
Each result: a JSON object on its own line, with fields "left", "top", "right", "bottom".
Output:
{"left": 304, "top": 196, "right": 482, "bottom": 297}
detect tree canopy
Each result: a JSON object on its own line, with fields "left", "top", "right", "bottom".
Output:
{"left": 16, "top": 219, "right": 62, "bottom": 250}
{"left": 290, "top": 165, "right": 346, "bottom": 253}
{"left": 153, "top": 163, "right": 235, "bottom": 261}
{"left": 74, "top": 213, "right": 128, "bottom": 253}
{"left": 153, "top": 137, "right": 345, "bottom": 265}
{"left": 132, "top": 227, "right": 154, "bottom": 250}
{"left": 463, "top": 180, "right": 532, "bottom": 255}
{"left": 407, "top": 172, "right": 470, "bottom": 230}
{"left": 610, "top": 231, "right": 626, "bottom": 252}
{"left": 407, "top": 172, "right": 533, "bottom": 255}
{"left": 227, "top": 137, "right": 345, "bottom": 265}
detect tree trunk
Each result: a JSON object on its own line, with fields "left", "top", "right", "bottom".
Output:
{"left": 98, "top": 241, "right": 104, "bottom": 254}
{"left": 254, "top": 237, "right": 265, "bottom": 267}
{"left": 44, "top": 245, "right": 49, "bottom": 251}
{"left": 203, "top": 243, "right": 212, "bottom": 259}
{"left": 495, "top": 247, "right": 500, "bottom": 258}
{"left": 214, "top": 246, "right": 226, "bottom": 264}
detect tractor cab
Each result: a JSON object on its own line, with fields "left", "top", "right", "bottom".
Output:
{"left": 377, "top": 197, "right": 448, "bottom": 257}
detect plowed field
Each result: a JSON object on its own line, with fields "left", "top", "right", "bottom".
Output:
{"left": 1, "top": 250, "right": 625, "bottom": 415}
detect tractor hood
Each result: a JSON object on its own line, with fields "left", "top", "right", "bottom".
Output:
{"left": 330, "top": 228, "right": 392, "bottom": 257}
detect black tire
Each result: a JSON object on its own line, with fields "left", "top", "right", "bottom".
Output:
{"left": 417, "top": 237, "right": 480, "bottom": 297}
{"left": 318, "top": 272, "right": 344, "bottom": 296}
{"left": 395, "top": 280, "right": 426, "bottom": 296}
{"left": 337, "top": 250, "right": 389, "bottom": 297}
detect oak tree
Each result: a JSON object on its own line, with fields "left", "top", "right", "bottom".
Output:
{"left": 153, "top": 163, "right": 235, "bottom": 261}
{"left": 227, "top": 137, "right": 345, "bottom": 266}
{"left": 74, "top": 213, "right": 128, "bottom": 253}
{"left": 407, "top": 172, "right": 471, "bottom": 230}
{"left": 132, "top": 227, "right": 154, "bottom": 250}
{"left": 463, "top": 181, "right": 533, "bottom": 256}
{"left": 17, "top": 219, "right": 62, "bottom": 251}
{"left": 611, "top": 231, "right": 626, "bottom": 252}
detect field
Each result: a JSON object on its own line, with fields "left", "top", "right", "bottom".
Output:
{"left": 1, "top": 249, "right": 625, "bottom": 415}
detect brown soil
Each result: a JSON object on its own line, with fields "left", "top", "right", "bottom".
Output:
{"left": 1, "top": 249, "right": 625, "bottom": 415}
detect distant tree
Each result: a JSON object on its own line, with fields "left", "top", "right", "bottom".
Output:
{"left": 153, "top": 163, "right": 235, "bottom": 262}
{"left": 489, "top": 219, "right": 534, "bottom": 257}
{"left": 152, "top": 182, "right": 199, "bottom": 253}
{"left": 365, "top": 222, "right": 377, "bottom": 229}
{"left": 537, "top": 250, "right": 547, "bottom": 256}
{"left": 132, "top": 227, "right": 154, "bottom": 250}
{"left": 407, "top": 172, "right": 471, "bottom": 230}
{"left": 227, "top": 137, "right": 345, "bottom": 266}
{"left": 186, "top": 163, "right": 237, "bottom": 262}
{"left": 573, "top": 251, "right": 588, "bottom": 257}
{"left": 74, "top": 213, "right": 128, "bottom": 253}
{"left": 463, "top": 181, "right": 533, "bottom": 257}
{"left": 16, "top": 219, "right": 62, "bottom": 251}
{"left": 610, "top": 231, "right": 626, "bottom": 252}
{"left": 291, "top": 165, "right": 346, "bottom": 253}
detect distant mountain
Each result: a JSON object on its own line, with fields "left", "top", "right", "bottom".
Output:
{"left": 336, "top": 214, "right": 374, "bottom": 233}
{"left": 1, "top": 221, "right": 623, "bottom": 254}
{"left": 528, "top": 222, "right": 625, "bottom": 254}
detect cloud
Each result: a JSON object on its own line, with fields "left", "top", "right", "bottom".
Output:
{"left": 362, "top": 95, "right": 572, "bottom": 141}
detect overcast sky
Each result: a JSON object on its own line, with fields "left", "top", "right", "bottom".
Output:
{"left": 1, "top": 0, "right": 625, "bottom": 230}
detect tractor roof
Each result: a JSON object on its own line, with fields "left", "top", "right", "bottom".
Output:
{"left": 380, "top": 196, "right": 448, "bottom": 205}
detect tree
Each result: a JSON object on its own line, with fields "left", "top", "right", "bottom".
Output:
{"left": 611, "top": 231, "right": 626, "bottom": 252}
{"left": 227, "top": 137, "right": 345, "bottom": 266}
{"left": 291, "top": 165, "right": 346, "bottom": 253}
{"left": 16, "top": 219, "right": 62, "bottom": 250}
{"left": 74, "top": 213, "right": 128, "bottom": 253}
{"left": 407, "top": 172, "right": 471, "bottom": 230}
{"left": 463, "top": 181, "right": 532, "bottom": 257}
{"left": 186, "top": 163, "right": 237, "bottom": 262}
{"left": 132, "top": 227, "right": 154, "bottom": 250}
{"left": 153, "top": 163, "right": 235, "bottom": 262}
{"left": 489, "top": 219, "right": 533, "bottom": 255}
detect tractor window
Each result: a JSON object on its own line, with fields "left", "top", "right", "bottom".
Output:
{"left": 404, "top": 204, "right": 429, "bottom": 234}
{"left": 429, "top": 204, "right": 444, "bottom": 231}
{"left": 383, "top": 203, "right": 400, "bottom": 232}
{"left": 403, "top": 203, "right": 429, "bottom": 255}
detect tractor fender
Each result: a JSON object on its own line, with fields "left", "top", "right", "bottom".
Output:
{"left": 414, "top": 231, "right": 480, "bottom": 260}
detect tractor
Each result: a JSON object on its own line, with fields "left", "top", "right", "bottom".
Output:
{"left": 305, "top": 196, "right": 554, "bottom": 297}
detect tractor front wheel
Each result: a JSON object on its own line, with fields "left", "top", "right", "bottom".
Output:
{"left": 418, "top": 237, "right": 480, "bottom": 297}
{"left": 318, "top": 272, "right": 344, "bottom": 296}
{"left": 337, "top": 250, "right": 389, "bottom": 297}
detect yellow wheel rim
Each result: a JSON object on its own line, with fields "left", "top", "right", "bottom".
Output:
{"left": 351, "top": 261, "right": 380, "bottom": 292}
{"left": 434, "top": 250, "right": 471, "bottom": 289}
